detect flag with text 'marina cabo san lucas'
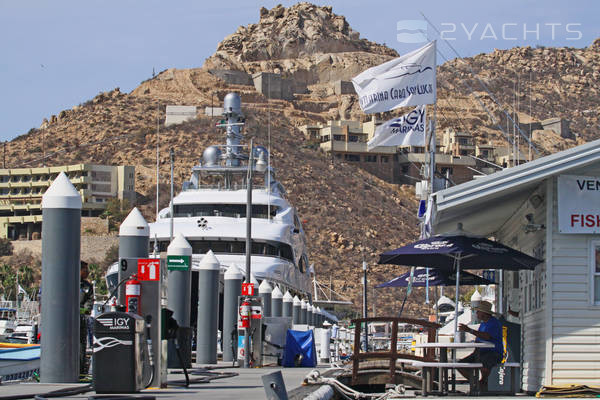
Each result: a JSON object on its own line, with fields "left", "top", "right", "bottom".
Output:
{"left": 352, "top": 40, "right": 436, "bottom": 114}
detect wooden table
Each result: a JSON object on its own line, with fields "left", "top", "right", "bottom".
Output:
{"left": 414, "top": 342, "right": 495, "bottom": 394}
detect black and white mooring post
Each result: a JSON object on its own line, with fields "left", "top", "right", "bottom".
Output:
{"left": 40, "top": 172, "right": 81, "bottom": 383}
{"left": 300, "top": 299, "right": 308, "bottom": 325}
{"left": 197, "top": 250, "right": 220, "bottom": 364}
{"left": 282, "top": 291, "right": 293, "bottom": 318}
{"left": 167, "top": 232, "right": 192, "bottom": 368}
{"left": 258, "top": 280, "right": 272, "bottom": 318}
{"left": 223, "top": 265, "right": 242, "bottom": 362}
{"left": 271, "top": 286, "right": 283, "bottom": 317}
{"left": 292, "top": 295, "right": 301, "bottom": 324}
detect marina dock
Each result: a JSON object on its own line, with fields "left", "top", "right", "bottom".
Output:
{"left": 1, "top": 363, "right": 313, "bottom": 399}
{"left": 0, "top": 362, "right": 540, "bottom": 399}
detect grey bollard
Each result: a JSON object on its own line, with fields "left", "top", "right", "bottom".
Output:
{"left": 282, "top": 291, "right": 293, "bottom": 318}
{"left": 117, "top": 207, "right": 149, "bottom": 304}
{"left": 292, "top": 296, "right": 301, "bottom": 324}
{"left": 259, "top": 280, "right": 272, "bottom": 317}
{"left": 316, "top": 307, "right": 323, "bottom": 328}
{"left": 167, "top": 233, "right": 192, "bottom": 368}
{"left": 40, "top": 172, "right": 82, "bottom": 383}
{"left": 197, "top": 250, "right": 220, "bottom": 364}
{"left": 300, "top": 299, "right": 307, "bottom": 325}
{"left": 118, "top": 207, "right": 150, "bottom": 259}
{"left": 307, "top": 304, "right": 314, "bottom": 327}
{"left": 271, "top": 286, "right": 283, "bottom": 317}
{"left": 223, "top": 265, "right": 242, "bottom": 362}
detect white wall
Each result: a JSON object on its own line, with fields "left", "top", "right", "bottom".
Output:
{"left": 497, "top": 182, "right": 547, "bottom": 393}
{"left": 550, "top": 170, "right": 600, "bottom": 386}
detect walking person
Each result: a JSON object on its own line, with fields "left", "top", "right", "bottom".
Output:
{"left": 80, "top": 261, "right": 94, "bottom": 375}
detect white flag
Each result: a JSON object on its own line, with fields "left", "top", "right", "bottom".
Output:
{"left": 367, "top": 105, "right": 426, "bottom": 150}
{"left": 352, "top": 41, "right": 436, "bottom": 113}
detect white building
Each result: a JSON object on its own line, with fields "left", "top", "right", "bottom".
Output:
{"left": 432, "top": 139, "right": 600, "bottom": 392}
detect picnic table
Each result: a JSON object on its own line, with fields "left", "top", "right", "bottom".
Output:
{"left": 413, "top": 341, "right": 494, "bottom": 395}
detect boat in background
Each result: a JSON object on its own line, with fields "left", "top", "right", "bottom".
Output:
{"left": 0, "top": 343, "right": 40, "bottom": 382}
{"left": 148, "top": 92, "right": 311, "bottom": 295}
{"left": 0, "top": 307, "right": 17, "bottom": 341}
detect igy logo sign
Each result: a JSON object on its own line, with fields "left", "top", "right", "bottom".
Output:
{"left": 397, "top": 20, "right": 428, "bottom": 43}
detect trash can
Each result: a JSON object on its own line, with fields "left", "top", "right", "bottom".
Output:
{"left": 93, "top": 311, "right": 146, "bottom": 393}
{"left": 488, "top": 317, "right": 521, "bottom": 394}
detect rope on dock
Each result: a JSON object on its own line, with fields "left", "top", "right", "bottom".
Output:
{"left": 302, "top": 369, "right": 408, "bottom": 400}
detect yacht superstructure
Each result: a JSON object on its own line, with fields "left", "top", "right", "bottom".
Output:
{"left": 148, "top": 93, "right": 311, "bottom": 295}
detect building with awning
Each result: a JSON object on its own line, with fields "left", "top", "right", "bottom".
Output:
{"left": 431, "top": 139, "right": 600, "bottom": 392}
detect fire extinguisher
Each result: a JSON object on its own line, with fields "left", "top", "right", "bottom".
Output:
{"left": 125, "top": 275, "right": 141, "bottom": 315}
{"left": 239, "top": 299, "right": 250, "bottom": 329}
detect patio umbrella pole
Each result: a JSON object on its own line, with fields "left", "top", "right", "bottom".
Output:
{"left": 398, "top": 292, "right": 408, "bottom": 317}
{"left": 454, "top": 255, "right": 461, "bottom": 343}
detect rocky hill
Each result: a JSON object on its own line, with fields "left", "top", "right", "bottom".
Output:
{"left": 6, "top": 3, "right": 600, "bottom": 318}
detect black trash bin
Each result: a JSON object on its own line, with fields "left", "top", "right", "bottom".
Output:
{"left": 93, "top": 311, "right": 146, "bottom": 393}
{"left": 488, "top": 317, "right": 521, "bottom": 394}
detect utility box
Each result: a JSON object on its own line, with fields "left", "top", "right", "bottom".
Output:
{"left": 263, "top": 316, "right": 292, "bottom": 365}
{"left": 93, "top": 312, "right": 146, "bottom": 393}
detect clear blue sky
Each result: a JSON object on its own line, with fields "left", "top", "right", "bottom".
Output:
{"left": 0, "top": 1, "right": 598, "bottom": 142}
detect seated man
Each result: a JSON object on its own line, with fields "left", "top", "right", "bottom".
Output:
{"left": 457, "top": 300, "right": 503, "bottom": 391}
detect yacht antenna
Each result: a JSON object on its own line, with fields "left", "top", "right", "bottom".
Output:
{"left": 156, "top": 102, "right": 160, "bottom": 218}
{"left": 267, "top": 69, "right": 272, "bottom": 220}
{"left": 169, "top": 147, "right": 174, "bottom": 243}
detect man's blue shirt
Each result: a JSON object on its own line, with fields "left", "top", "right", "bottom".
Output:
{"left": 476, "top": 316, "right": 503, "bottom": 354}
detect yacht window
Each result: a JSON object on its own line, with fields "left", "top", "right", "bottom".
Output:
{"left": 192, "top": 241, "right": 211, "bottom": 254}
{"left": 230, "top": 242, "right": 245, "bottom": 254}
{"left": 252, "top": 242, "right": 263, "bottom": 254}
{"left": 150, "top": 240, "right": 294, "bottom": 262}
{"left": 280, "top": 245, "right": 293, "bottom": 261}
{"left": 174, "top": 204, "right": 278, "bottom": 219}
{"left": 210, "top": 241, "right": 230, "bottom": 253}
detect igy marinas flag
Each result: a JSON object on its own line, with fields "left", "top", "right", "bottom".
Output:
{"left": 367, "top": 105, "right": 426, "bottom": 150}
{"left": 352, "top": 41, "right": 436, "bottom": 113}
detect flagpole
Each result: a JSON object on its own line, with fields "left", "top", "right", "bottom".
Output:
{"left": 425, "top": 40, "right": 437, "bottom": 305}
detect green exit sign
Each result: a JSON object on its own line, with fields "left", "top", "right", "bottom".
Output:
{"left": 167, "top": 255, "right": 191, "bottom": 271}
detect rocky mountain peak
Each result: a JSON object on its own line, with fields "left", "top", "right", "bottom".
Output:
{"left": 206, "top": 2, "right": 397, "bottom": 70}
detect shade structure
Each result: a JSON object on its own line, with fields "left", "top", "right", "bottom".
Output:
{"left": 376, "top": 267, "right": 494, "bottom": 288}
{"left": 378, "top": 234, "right": 542, "bottom": 272}
{"left": 378, "top": 227, "right": 543, "bottom": 339}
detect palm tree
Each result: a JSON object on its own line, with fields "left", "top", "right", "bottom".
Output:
{"left": 0, "top": 264, "right": 15, "bottom": 300}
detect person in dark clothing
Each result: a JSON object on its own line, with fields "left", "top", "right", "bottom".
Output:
{"left": 458, "top": 300, "right": 503, "bottom": 391}
{"left": 80, "top": 261, "right": 94, "bottom": 375}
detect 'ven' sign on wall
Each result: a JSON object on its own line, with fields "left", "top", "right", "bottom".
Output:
{"left": 558, "top": 175, "right": 600, "bottom": 233}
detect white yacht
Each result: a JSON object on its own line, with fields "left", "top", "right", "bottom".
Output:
{"left": 148, "top": 92, "right": 311, "bottom": 296}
